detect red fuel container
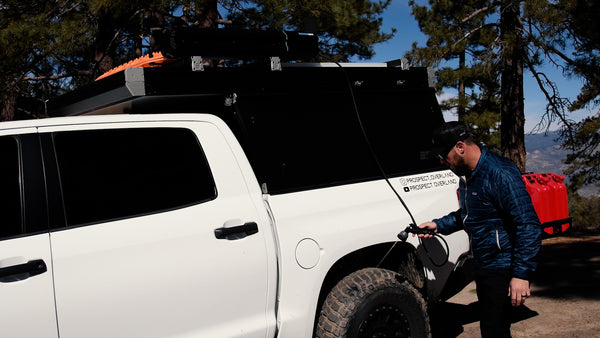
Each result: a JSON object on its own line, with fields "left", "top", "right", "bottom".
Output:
{"left": 522, "top": 172, "right": 571, "bottom": 235}
{"left": 544, "top": 173, "right": 570, "bottom": 232}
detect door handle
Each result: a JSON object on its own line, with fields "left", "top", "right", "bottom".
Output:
{"left": 0, "top": 259, "right": 47, "bottom": 283}
{"left": 214, "top": 222, "right": 258, "bottom": 240}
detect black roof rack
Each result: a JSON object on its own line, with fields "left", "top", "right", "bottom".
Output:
{"left": 47, "top": 64, "right": 434, "bottom": 117}
{"left": 47, "top": 28, "right": 435, "bottom": 116}
{"left": 153, "top": 27, "right": 319, "bottom": 60}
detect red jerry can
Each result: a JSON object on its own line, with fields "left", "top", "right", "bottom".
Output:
{"left": 536, "top": 174, "right": 555, "bottom": 234}
{"left": 523, "top": 174, "right": 552, "bottom": 234}
{"left": 545, "top": 173, "right": 570, "bottom": 232}
{"left": 522, "top": 172, "right": 571, "bottom": 236}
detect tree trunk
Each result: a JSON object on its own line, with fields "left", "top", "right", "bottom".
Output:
{"left": 199, "top": 0, "right": 219, "bottom": 28}
{"left": 500, "top": 0, "right": 526, "bottom": 172}
{"left": 198, "top": 1, "right": 220, "bottom": 67}
{"left": 458, "top": 50, "right": 466, "bottom": 122}
{"left": 1, "top": 89, "right": 17, "bottom": 121}
{"left": 93, "top": 13, "right": 116, "bottom": 77}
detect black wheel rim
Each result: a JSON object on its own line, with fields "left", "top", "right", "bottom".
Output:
{"left": 357, "top": 303, "right": 411, "bottom": 338}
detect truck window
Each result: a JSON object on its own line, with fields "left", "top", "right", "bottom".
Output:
{"left": 355, "top": 88, "right": 445, "bottom": 176}
{"left": 235, "top": 87, "right": 444, "bottom": 194}
{"left": 236, "top": 91, "right": 381, "bottom": 194}
{"left": 0, "top": 137, "right": 22, "bottom": 239}
{"left": 53, "top": 128, "right": 216, "bottom": 226}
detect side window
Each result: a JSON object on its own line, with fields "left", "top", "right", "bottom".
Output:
{"left": 53, "top": 128, "right": 216, "bottom": 227}
{"left": 355, "top": 88, "right": 446, "bottom": 176}
{"left": 0, "top": 136, "right": 22, "bottom": 239}
{"left": 236, "top": 92, "right": 381, "bottom": 194}
{"left": 235, "top": 88, "right": 444, "bottom": 194}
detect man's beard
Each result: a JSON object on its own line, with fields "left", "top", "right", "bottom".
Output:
{"left": 450, "top": 155, "right": 471, "bottom": 177}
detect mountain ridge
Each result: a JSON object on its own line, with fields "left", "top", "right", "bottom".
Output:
{"left": 525, "top": 130, "right": 568, "bottom": 175}
{"left": 525, "top": 130, "right": 598, "bottom": 196}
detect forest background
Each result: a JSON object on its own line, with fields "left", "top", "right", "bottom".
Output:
{"left": 1, "top": 0, "right": 599, "bottom": 232}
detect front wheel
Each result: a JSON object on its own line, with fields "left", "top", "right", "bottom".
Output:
{"left": 316, "top": 268, "right": 431, "bottom": 338}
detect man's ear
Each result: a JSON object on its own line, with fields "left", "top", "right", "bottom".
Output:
{"left": 455, "top": 141, "right": 465, "bottom": 155}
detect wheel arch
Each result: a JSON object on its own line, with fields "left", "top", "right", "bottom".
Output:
{"left": 313, "top": 241, "right": 427, "bottom": 333}
{"left": 315, "top": 267, "right": 431, "bottom": 338}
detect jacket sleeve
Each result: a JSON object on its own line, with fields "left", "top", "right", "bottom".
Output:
{"left": 494, "top": 167, "right": 543, "bottom": 280}
{"left": 433, "top": 209, "right": 464, "bottom": 235}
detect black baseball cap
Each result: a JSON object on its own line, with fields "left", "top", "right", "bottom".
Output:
{"left": 431, "top": 121, "right": 472, "bottom": 158}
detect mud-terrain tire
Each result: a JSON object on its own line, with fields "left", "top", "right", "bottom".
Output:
{"left": 316, "top": 268, "right": 431, "bottom": 338}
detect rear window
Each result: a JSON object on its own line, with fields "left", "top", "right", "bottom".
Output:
{"left": 53, "top": 128, "right": 216, "bottom": 226}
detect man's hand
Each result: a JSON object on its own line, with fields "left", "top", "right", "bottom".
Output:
{"left": 509, "top": 277, "right": 531, "bottom": 307}
{"left": 417, "top": 222, "right": 437, "bottom": 239}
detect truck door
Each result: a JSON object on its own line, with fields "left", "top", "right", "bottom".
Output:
{"left": 0, "top": 131, "right": 58, "bottom": 338}
{"left": 39, "top": 120, "right": 275, "bottom": 338}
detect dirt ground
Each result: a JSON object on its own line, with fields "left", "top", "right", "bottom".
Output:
{"left": 430, "top": 234, "right": 600, "bottom": 337}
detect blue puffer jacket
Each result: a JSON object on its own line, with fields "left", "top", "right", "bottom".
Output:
{"left": 434, "top": 145, "right": 542, "bottom": 280}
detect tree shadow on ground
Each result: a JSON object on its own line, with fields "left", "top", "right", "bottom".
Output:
{"left": 429, "top": 234, "right": 600, "bottom": 337}
{"left": 530, "top": 234, "right": 600, "bottom": 300}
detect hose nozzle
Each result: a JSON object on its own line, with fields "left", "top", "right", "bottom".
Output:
{"left": 397, "top": 223, "right": 435, "bottom": 242}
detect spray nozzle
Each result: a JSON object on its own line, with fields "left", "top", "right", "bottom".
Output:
{"left": 397, "top": 223, "right": 435, "bottom": 242}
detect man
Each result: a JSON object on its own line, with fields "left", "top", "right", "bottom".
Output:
{"left": 419, "top": 122, "right": 542, "bottom": 338}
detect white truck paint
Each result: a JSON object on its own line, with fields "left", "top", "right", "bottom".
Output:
{"left": 0, "top": 114, "right": 469, "bottom": 337}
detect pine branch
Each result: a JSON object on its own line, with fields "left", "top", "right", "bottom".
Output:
{"left": 93, "top": 8, "right": 146, "bottom": 73}
{"left": 461, "top": 6, "right": 491, "bottom": 24}
{"left": 53, "top": 1, "right": 83, "bottom": 19}
{"left": 522, "top": 21, "right": 579, "bottom": 70}
{"left": 25, "top": 70, "right": 93, "bottom": 81}
{"left": 452, "top": 22, "right": 499, "bottom": 49}
{"left": 525, "top": 59, "right": 574, "bottom": 140}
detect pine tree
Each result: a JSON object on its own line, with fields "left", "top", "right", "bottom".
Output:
{"left": 0, "top": 1, "right": 92, "bottom": 120}
{"left": 0, "top": 0, "right": 393, "bottom": 121}
{"left": 554, "top": 0, "right": 600, "bottom": 191}
{"left": 406, "top": 0, "right": 502, "bottom": 153}
{"left": 406, "top": 0, "right": 587, "bottom": 173}
{"left": 221, "top": 0, "right": 394, "bottom": 61}
{"left": 500, "top": 0, "right": 526, "bottom": 170}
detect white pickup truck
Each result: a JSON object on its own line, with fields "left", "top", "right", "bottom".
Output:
{"left": 2, "top": 56, "right": 472, "bottom": 337}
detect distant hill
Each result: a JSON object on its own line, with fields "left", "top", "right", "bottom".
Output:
{"left": 525, "top": 130, "right": 599, "bottom": 197}
{"left": 525, "top": 130, "right": 569, "bottom": 175}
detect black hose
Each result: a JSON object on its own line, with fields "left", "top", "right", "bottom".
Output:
{"left": 334, "top": 62, "right": 450, "bottom": 268}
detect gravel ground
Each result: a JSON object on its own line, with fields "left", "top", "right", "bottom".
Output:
{"left": 430, "top": 234, "right": 600, "bottom": 337}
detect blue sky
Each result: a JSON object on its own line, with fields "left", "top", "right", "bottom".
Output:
{"left": 365, "top": 1, "right": 595, "bottom": 132}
